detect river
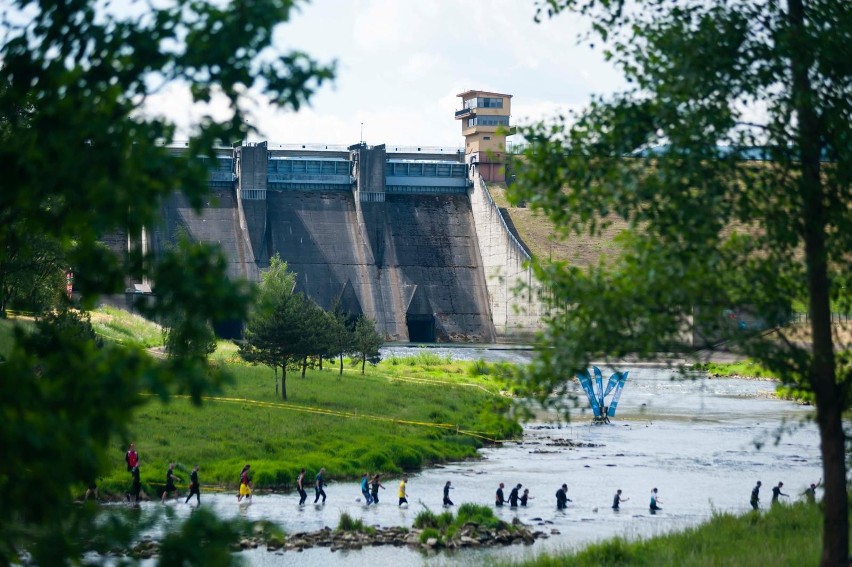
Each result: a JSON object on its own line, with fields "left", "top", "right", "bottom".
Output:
{"left": 103, "top": 352, "right": 821, "bottom": 566}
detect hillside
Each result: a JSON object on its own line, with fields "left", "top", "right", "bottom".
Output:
{"left": 486, "top": 182, "right": 629, "bottom": 267}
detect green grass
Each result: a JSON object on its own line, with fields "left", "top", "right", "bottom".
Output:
{"left": 509, "top": 501, "right": 833, "bottom": 567}
{"left": 94, "top": 337, "right": 521, "bottom": 496}
{"left": 337, "top": 512, "right": 372, "bottom": 533}
{"left": 90, "top": 306, "right": 163, "bottom": 348}
{"left": 694, "top": 359, "right": 781, "bottom": 380}
{"left": 414, "top": 503, "right": 510, "bottom": 544}
{"left": 413, "top": 509, "right": 454, "bottom": 530}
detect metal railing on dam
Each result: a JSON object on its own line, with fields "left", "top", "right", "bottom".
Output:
{"left": 478, "top": 179, "right": 531, "bottom": 263}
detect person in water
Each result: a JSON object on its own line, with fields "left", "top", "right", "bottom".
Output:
{"left": 495, "top": 483, "right": 507, "bottom": 507}
{"left": 520, "top": 488, "right": 533, "bottom": 507}
{"left": 185, "top": 464, "right": 200, "bottom": 505}
{"left": 443, "top": 481, "right": 454, "bottom": 506}
{"left": 750, "top": 481, "right": 762, "bottom": 510}
{"left": 802, "top": 479, "right": 822, "bottom": 504}
{"left": 371, "top": 474, "right": 385, "bottom": 504}
{"left": 556, "top": 484, "right": 572, "bottom": 510}
{"left": 612, "top": 489, "right": 629, "bottom": 510}
{"left": 771, "top": 482, "right": 788, "bottom": 505}
{"left": 127, "top": 465, "right": 142, "bottom": 503}
{"left": 508, "top": 483, "right": 522, "bottom": 508}
{"left": 161, "top": 463, "right": 180, "bottom": 503}
{"left": 360, "top": 473, "right": 373, "bottom": 505}
{"left": 297, "top": 468, "right": 308, "bottom": 506}
{"left": 398, "top": 476, "right": 409, "bottom": 506}
{"left": 314, "top": 467, "right": 326, "bottom": 504}
{"left": 85, "top": 480, "right": 98, "bottom": 502}
{"left": 649, "top": 488, "right": 662, "bottom": 512}
{"left": 237, "top": 464, "right": 252, "bottom": 503}
{"left": 125, "top": 443, "right": 138, "bottom": 472}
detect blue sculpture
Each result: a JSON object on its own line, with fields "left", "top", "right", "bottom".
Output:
{"left": 577, "top": 367, "right": 629, "bottom": 424}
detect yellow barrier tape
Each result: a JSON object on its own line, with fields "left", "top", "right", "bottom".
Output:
{"left": 141, "top": 394, "right": 503, "bottom": 443}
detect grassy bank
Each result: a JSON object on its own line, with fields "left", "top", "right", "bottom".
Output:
{"left": 511, "top": 501, "right": 833, "bottom": 566}
{"left": 694, "top": 359, "right": 781, "bottom": 380}
{"left": 97, "top": 340, "right": 520, "bottom": 497}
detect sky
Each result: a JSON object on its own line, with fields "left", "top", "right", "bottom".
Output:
{"left": 145, "top": 0, "right": 626, "bottom": 149}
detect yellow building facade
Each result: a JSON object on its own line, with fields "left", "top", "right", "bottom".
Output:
{"left": 455, "top": 90, "right": 512, "bottom": 182}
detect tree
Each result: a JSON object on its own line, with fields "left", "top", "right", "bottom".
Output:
{"left": 326, "top": 305, "right": 355, "bottom": 377}
{"left": 295, "top": 297, "right": 328, "bottom": 378}
{"left": 239, "top": 255, "right": 299, "bottom": 399}
{"left": 0, "top": 0, "right": 333, "bottom": 562}
{"left": 513, "top": 1, "right": 850, "bottom": 564}
{"left": 0, "top": 226, "right": 65, "bottom": 317}
{"left": 351, "top": 316, "right": 383, "bottom": 375}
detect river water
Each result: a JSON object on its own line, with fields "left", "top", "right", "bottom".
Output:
{"left": 107, "top": 352, "right": 821, "bottom": 566}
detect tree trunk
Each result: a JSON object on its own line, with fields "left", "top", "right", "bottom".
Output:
{"left": 274, "top": 364, "right": 278, "bottom": 396}
{"left": 281, "top": 366, "right": 287, "bottom": 401}
{"left": 788, "top": 1, "right": 847, "bottom": 564}
{"left": 319, "top": 355, "right": 323, "bottom": 371}
{"left": 301, "top": 356, "right": 307, "bottom": 378}
{"left": 361, "top": 354, "right": 365, "bottom": 375}
{"left": 339, "top": 352, "right": 344, "bottom": 376}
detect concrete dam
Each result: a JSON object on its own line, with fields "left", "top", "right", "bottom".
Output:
{"left": 142, "top": 142, "right": 544, "bottom": 343}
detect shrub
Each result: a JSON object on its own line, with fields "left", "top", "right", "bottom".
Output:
{"left": 337, "top": 512, "right": 365, "bottom": 532}
{"left": 456, "top": 503, "right": 502, "bottom": 530}
{"left": 414, "top": 509, "right": 438, "bottom": 529}
{"left": 419, "top": 527, "right": 441, "bottom": 544}
{"left": 437, "top": 511, "right": 454, "bottom": 529}
{"left": 468, "top": 358, "right": 490, "bottom": 376}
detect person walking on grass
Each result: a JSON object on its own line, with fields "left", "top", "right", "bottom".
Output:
{"left": 314, "top": 468, "right": 327, "bottom": 504}
{"left": 297, "top": 468, "right": 308, "bottom": 506}
{"left": 649, "top": 488, "right": 662, "bottom": 512}
{"left": 161, "top": 463, "right": 180, "bottom": 503}
{"left": 771, "top": 482, "right": 788, "bottom": 505}
{"left": 185, "top": 465, "right": 200, "bottom": 505}
{"left": 520, "top": 489, "right": 533, "bottom": 507}
{"left": 612, "top": 489, "right": 629, "bottom": 510}
{"left": 495, "top": 483, "right": 507, "bottom": 507}
{"left": 556, "top": 484, "right": 572, "bottom": 510}
{"left": 443, "top": 481, "right": 454, "bottom": 506}
{"left": 398, "top": 476, "right": 409, "bottom": 506}
{"left": 802, "top": 479, "right": 822, "bottom": 504}
{"left": 509, "top": 483, "right": 522, "bottom": 508}
{"left": 237, "top": 464, "right": 252, "bottom": 503}
{"left": 371, "top": 474, "right": 385, "bottom": 504}
{"left": 361, "top": 473, "right": 373, "bottom": 505}
{"left": 750, "top": 481, "right": 762, "bottom": 510}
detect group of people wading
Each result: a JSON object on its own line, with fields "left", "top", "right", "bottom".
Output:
{"left": 750, "top": 479, "right": 821, "bottom": 510}
{"left": 114, "top": 443, "right": 821, "bottom": 514}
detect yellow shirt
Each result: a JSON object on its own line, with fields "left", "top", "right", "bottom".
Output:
{"left": 399, "top": 481, "right": 407, "bottom": 498}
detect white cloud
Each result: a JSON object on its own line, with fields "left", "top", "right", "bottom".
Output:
{"left": 135, "top": 1, "right": 626, "bottom": 147}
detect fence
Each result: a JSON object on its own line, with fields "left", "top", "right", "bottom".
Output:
{"left": 787, "top": 312, "right": 852, "bottom": 324}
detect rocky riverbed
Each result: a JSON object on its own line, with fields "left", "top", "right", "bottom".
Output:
{"left": 128, "top": 520, "right": 548, "bottom": 559}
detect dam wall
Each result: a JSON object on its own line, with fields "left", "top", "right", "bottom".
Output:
{"left": 140, "top": 143, "right": 496, "bottom": 342}
{"left": 468, "top": 175, "right": 546, "bottom": 339}
{"left": 121, "top": 142, "right": 542, "bottom": 342}
{"left": 265, "top": 191, "right": 494, "bottom": 342}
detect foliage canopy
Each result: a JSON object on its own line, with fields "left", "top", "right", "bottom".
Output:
{"left": 513, "top": 0, "right": 850, "bottom": 564}
{"left": 0, "top": 0, "right": 333, "bottom": 562}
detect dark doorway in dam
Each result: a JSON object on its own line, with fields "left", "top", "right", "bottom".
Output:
{"left": 406, "top": 314, "right": 435, "bottom": 343}
{"left": 214, "top": 319, "right": 243, "bottom": 340}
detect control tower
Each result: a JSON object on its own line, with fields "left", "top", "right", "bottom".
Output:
{"left": 455, "top": 90, "right": 512, "bottom": 182}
